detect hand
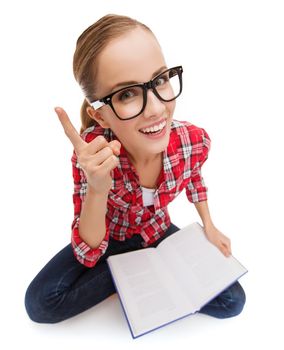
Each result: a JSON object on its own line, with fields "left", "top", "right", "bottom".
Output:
{"left": 204, "top": 224, "right": 232, "bottom": 257}
{"left": 55, "top": 107, "right": 121, "bottom": 194}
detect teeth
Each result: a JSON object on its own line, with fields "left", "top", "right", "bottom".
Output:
{"left": 141, "top": 120, "right": 166, "bottom": 134}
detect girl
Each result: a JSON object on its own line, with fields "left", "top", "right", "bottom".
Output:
{"left": 25, "top": 14, "right": 245, "bottom": 324}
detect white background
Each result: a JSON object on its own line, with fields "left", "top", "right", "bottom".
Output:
{"left": 1, "top": 0, "right": 283, "bottom": 348}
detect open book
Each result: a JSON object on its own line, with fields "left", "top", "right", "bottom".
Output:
{"left": 107, "top": 222, "right": 247, "bottom": 338}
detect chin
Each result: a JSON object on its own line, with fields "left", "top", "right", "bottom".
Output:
{"left": 147, "top": 129, "right": 171, "bottom": 154}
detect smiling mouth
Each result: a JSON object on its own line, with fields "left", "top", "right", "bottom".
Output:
{"left": 139, "top": 120, "right": 167, "bottom": 135}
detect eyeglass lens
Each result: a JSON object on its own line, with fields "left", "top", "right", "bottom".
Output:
{"left": 111, "top": 68, "right": 181, "bottom": 119}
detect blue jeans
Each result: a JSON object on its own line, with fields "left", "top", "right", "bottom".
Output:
{"left": 25, "top": 224, "right": 246, "bottom": 323}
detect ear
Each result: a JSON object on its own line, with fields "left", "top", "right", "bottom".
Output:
{"left": 87, "top": 106, "right": 111, "bottom": 129}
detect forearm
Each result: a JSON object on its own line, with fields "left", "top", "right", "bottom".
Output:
{"left": 78, "top": 186, "right": 108, "bottom": 249}
{"left": 194, "top": 200, "right": 214, "bottom": 229}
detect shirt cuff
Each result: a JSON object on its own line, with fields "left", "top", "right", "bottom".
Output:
{"left": 186, "top": 179, "right": 208, "bottom": 203}
{"left": 71, "top": 217, "right": 110, "bottom": 268}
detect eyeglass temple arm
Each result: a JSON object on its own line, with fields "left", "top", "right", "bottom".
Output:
{"left": 91, "top": 100, "right": 105, "bottom": 110}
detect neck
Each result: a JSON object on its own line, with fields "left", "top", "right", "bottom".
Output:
{"left": 127, "top": 150, "right": 162, "bottom": 167}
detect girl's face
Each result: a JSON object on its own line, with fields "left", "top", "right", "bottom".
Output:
{"left": 88, "top": 27, "right": 176, "bottom": 162}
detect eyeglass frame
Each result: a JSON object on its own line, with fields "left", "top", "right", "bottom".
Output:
{"left": 90, "top": 65, "right": 183, "bottom": 121}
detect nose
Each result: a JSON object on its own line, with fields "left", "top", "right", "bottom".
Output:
{"left": 142, "top": 89, "right": 166, "bottom": 119}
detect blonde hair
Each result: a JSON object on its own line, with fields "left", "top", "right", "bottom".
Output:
{"left": 73, "top": 14, "right": 153, "bottom": 134}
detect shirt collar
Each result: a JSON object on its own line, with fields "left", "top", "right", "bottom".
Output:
{"left": 109, "top": 123, "right": 180, "bottom": 189}
{"left": 162, "top": 127, "right": 180, "bottom": 190}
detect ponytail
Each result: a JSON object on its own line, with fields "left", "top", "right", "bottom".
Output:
{"left": 80, "top": 99, "right": 95, "bottom": 134}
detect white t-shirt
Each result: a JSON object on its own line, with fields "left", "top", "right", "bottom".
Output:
{"left": 141, "top": 186, "right": 155, "bottom": 206}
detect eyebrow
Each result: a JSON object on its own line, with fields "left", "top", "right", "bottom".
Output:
{"left": 110, "top": 66, "right": 168, "bottom": 92}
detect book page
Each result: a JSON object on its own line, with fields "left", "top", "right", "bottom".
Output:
{"left": 107, "top": 248, "right": 195, "bottom": 338}
{"left": 157, "top": 223, "right": 247, "bottom": 310}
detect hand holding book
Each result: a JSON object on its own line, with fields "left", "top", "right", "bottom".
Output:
{"left": 193, "top": 201, "right": 232, "bottom": 257}
{"left": 204, "top": 224, "right": 232, "bottom": 257}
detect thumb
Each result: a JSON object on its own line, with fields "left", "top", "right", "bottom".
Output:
{"left": 220, "top": 243, "right": 231, "bottom": 257}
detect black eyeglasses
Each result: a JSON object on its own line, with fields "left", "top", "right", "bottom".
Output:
{"left": 90, "top": 66, "right": 183, "bottom": 120}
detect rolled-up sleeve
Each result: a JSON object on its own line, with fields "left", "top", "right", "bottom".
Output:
{"left": 186, "top": 127, "right": 211, "bottom": 203}
{"left": 71, "top": 150, "right": 110, "bottom": 268}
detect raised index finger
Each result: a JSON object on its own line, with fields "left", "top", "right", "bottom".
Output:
{"left": 55, "top": 107, "right": 85, "bottom": 152}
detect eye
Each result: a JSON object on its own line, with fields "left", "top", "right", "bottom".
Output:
{"left": 117, "top": 89, "right": 136, "bottom": 101}
{"left": 154, "top": 74, "right": 169, "bottom": 87}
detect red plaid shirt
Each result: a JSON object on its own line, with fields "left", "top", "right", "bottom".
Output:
{"left": 71, "top": 120, "right": 211, "bottom": 267}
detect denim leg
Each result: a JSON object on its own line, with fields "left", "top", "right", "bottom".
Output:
{"left": 24, "top": 235, "right": 145, "bottom": 324}
{"left": 24, "top": 224, "right": 181, "bottom": 324}
{"left": 198, "top": 281, "right": 246, "bottom": 318}
{"left": 25, "top": 244, "right": 110, "bottom": 323}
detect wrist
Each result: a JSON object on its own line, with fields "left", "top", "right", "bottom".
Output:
{"left": 203, "top": 220, "right": 215, "bottom": 231}
{"left": 86, "top": 185, "right": 109, "bottom": 199}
